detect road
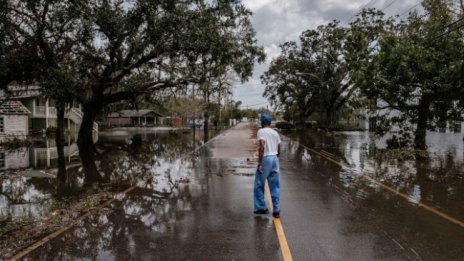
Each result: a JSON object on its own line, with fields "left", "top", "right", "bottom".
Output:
{"left": 21, "top": 123, "right": 464, "bottom": 260}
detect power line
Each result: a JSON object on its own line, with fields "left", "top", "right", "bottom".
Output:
{"left": 345, "top": 0, "right": 400, "bottom": 24}
{"left": 399, "top": 1, "right": 422, "bottom": 17}
{"left": 432, "top": 16, "right": 464, "bottom": 40}
{"left": 344, "top": 0, "right": 377, "bottom": 24}
{"left": 381, "top": 0, "right": 399, "bottom": 12}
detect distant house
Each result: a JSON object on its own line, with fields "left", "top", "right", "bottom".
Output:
{"left": 0, "top": 101, "right": 31, "bottom": 142}
{"left": 106, "top": 109, "right": 163, "bottom": 127}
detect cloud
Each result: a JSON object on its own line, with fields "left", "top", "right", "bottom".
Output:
{"left": 264, "top": 44, "right": 281, "bottom": 62}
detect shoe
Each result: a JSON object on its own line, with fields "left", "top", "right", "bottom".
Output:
{"left": 253, "top": 209, "right": 269, "bottom": 214}
{"left": 272, "top": 212, "right": 280, "bottom": 218}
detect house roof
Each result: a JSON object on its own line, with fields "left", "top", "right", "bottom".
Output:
{"left": 108, "top": 109, "right": 163, "bottom": 118}
{"left": 0, "top": 101, "right": 31, "bottom": 115}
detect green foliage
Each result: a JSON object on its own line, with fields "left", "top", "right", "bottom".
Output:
{"left": 347, "top": 3, "right": 464, "bottom": 149}
{"left": 261, "top": 21, "right": 355, "bottom": 128}
{"left": 262, "top": 1, "right": 464, "bottom": 148}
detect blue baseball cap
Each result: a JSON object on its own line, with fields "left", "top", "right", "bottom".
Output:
{"left": 260, "top": 113, "right": 272, "bottom": 125}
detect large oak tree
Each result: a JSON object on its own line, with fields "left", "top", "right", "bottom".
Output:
{"left": 348, "top": 1, "right": 464, "bottom": 150}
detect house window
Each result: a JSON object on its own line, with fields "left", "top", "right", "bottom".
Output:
{"left": 0, "top": 117, "right": 4, "bottom": 133}
{"left": 0, "top": 152, "right": 5, "bottom": 168}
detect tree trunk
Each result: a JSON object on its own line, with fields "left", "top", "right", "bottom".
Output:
{"left": 203, "top": 88, "right": 210, "bottom": 142}
{"left": 414, "top": 101, "right": 429, "bottom": 150}
{"left": 56, "top": 101, "right": 68, "bottom": 196}
{"left": 319, "top": 109, "right": 328, "bottom": 130}
{"left": 326, "top": 107, "right": 336, "bottom": 130}
{"left": 192, "top": 85, "right": 196, "bottom": 149}
{"left": 77, "top": 102, "right": 102, "bottom": 184}
{"left": 204, "top": 111, "right": 209, "bottom": 142}
{"left": 326, "top": 108, "right": 332, "bottom": 129}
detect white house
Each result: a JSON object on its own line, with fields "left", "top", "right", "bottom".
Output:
{"left": 0, "top": 101, "right": 31, "bottom": 142}
{"left": 2, "top": 84, "right": 98, "bottom": 142}
{"left": 0, "top": 147, "right": 29, "bottom": 170}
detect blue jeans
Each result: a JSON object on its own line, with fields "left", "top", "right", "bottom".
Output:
{"left": 254, "top": 155, "right": 280, "bottom": 213}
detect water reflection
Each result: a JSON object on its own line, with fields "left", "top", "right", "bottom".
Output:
{"left": 24, "top": 134, "right": 277, "bottom": 260}
{"left": 19, "top": 128, "right": 463, "bottom": 260}
{"left": 0, "top": 135, "right": 79, "bottom": 221}
{"left": 0, "top": 176, "right": 54, "bottom": 221}
{"left": 0, "top": 134, "right": 79, "bottom": 172}
{"left": 282, "top": 130, "right": 464, "bottom": 221}
{"left": 0, "top": 129, "right": 211, "bottom": 222}
{"left": 280, "top": 132, "right": 464, "bottom": 260}
{"left": 98, "top": 131, "right": 200, "bottom": 187}
{"left": 24, "top": 156, "right": 210, "bottom": 260}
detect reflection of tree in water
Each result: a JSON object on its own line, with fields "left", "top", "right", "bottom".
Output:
{"left": 285, "top": 137, "right": 464, "bottom": 260}
{"left": 287, "top": 130, "right": 464, "bottom": 220}
{"left": 0, "top": 177, "right": 55, "bottom": 221}
{"left": 33, "top": 135, "right": 210, "bottom": 259}
{"left": 98, "top": 132, "right": 199, "bottom": 186}
{"left": 25, "top": 133, "right": 206, "bottom": 259}
{"left": 364, "top": 153, "right": 464, "bottom": 220}
{"left": 27, "top": 183, "right": 199, "bottom": 260}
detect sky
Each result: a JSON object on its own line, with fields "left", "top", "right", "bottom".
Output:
{"left": 233, "top": 0, "right": 423, "bottom": 110}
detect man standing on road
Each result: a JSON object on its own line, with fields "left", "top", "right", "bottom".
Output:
{"left": 254, "top": 113, "right": 281, "bottom": 218}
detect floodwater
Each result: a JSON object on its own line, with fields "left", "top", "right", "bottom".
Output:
{"left": 278, "top": 130, "right": 464, "bottom": 260}
{"left": 0, "top": 128, "right": 215, "bottom": 223}
{"left": 23, "top": 123, "right": 282, "bottom": 260}
{"left": 1, "top": 134, "right": 79, "bottom": 222}
{"left": 21, "top": 125, "right": 464, "bottom": 260}
{"left": 282, "top": 130, "right": 464, "bottom": 221}
{"left": 1, "top": 128, "right": 463, "bottom": 223}
{"left": 2, "top": 126, "right": 463, "bottom": 260}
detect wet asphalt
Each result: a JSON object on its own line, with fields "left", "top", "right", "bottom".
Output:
{"left": 23, "top": 123, "right": 464, "bottom": 260}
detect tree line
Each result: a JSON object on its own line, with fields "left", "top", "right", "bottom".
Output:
{"left": 261, "top": 0, "right": 464, "bottom": 150}
{"left": 0, "top": 0, "right": 264, "bottom": 193}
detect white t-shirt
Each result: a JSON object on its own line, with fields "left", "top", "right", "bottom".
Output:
{"left": 257, "top": 127, "right": 281, "bottom": 156}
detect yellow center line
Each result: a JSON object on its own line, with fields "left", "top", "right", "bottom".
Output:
{"left": 10, "top": 186, "right": 137, "bottom": 260}
{"left": 298, "top": 143, "right": 464, "bottom": 229}
{"left": 265, "top": 182, "right": 294, "bottom": 261}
